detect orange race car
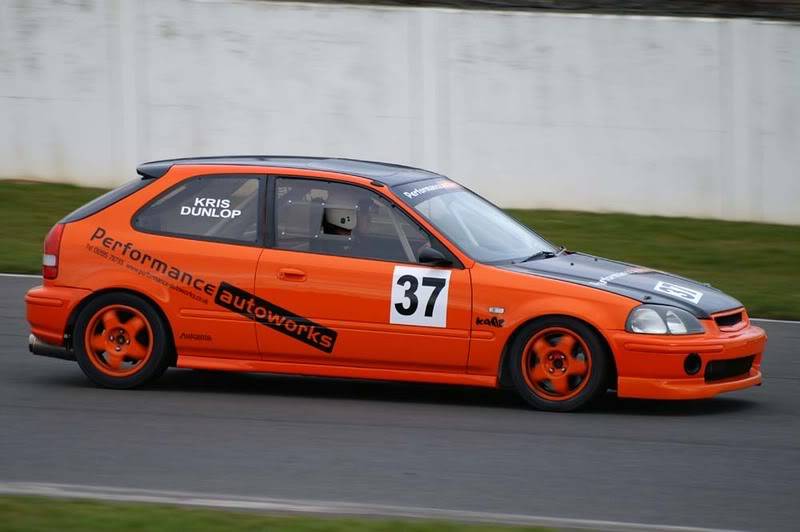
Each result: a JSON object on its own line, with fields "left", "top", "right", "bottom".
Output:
{"left": 25, "top": 157, "right": 766, "bottom": 411}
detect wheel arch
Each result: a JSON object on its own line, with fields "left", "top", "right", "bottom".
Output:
{"left": 497, "top": 313, "right": 617, "bottom": 389}
{"left": 64, "top": 287, "right": 177, "bottom": 365}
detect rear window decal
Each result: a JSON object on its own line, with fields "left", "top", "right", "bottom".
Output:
{"left": 180, "top": 197, "right": 242, "bottom": 219}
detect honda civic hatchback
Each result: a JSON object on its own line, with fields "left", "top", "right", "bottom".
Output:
{"left": 26, "top": 156, "right": 766, "bottom": 411}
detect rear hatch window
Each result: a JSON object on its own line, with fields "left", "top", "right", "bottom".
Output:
{"left": 61, "top": 178, "right": 153, "bottom": 223}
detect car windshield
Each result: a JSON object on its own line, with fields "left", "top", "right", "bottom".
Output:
{"left": 392, "top": 178, "right": 556, "bottom": 264}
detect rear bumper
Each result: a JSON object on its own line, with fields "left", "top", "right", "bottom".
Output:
{"left": 29, "top": 334, "right": 74, "bottom": 361}
{"left": 611, "top": 324, "right": 766, "bottom": 400}
{"left": 25, "top": 284, "right": 89, "bottom": 347}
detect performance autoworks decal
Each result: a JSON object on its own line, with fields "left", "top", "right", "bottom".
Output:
{"left": 89, "top": 226, "right": 216, "bottom": 305}
{"left": 88, "top": 226, "right": 337, "bottom": 353}
{"left": 214, "top": 282, "right": 337, "bottom": 354}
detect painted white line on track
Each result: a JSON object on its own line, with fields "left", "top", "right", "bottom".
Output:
{"left": 0, "top": 482, "right": 744, "bottom": 532}
{"left": 0, "top": 272, "right": 797, "bottom": 325}
{"left": 750, "top": 317, "right": 800, "bottom": 325}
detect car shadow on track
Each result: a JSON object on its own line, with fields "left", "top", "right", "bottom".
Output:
{"left": 40, "top": 365, "right": 760, "bottom": 416}
{"left": 154, "top": 368, "right": 529, "bottom": 409}
{"left": 588, "top": 391, "right": 759, "bottom": 416}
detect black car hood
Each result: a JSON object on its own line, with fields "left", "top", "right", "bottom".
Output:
{"left": 503, "top": 252, "right": 742, "bottom": 319}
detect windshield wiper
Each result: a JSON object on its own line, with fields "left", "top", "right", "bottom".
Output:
{"left": 519, "top": 246, "right": 566, "bottom": 263}
{"left": 520, "top": 250, "right": 555, "bottom": 262}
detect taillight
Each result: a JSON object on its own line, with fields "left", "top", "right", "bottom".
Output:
{"left": 43, "top": 223, "right": 65, "bottom": 280}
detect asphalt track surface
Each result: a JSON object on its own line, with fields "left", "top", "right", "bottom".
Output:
{"left": 1, "top": 276, "right": 798, "bottom": 531}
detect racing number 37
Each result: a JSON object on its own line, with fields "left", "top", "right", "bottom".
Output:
{"left": 390, "top": 266, "right": 451, "bottom": 328}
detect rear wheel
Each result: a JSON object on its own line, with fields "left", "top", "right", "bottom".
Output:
{"left": 510, "top": 317, "right": 610, "bottom": 412}
{"left": 74, "top": 293, "right": 171, "bottom": 389}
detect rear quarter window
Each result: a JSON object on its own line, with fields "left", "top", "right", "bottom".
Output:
{"left": 132, "top": 175, "right": 261, "bottom": 245}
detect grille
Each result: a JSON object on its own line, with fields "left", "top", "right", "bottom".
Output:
{"left": 704, "top": 356, "right": 755, "bottom": 382}
{"left": 715, "top": 311, "right": 743, "bottom": 328}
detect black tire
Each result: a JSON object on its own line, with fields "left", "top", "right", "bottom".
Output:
{"left": 509, "top": 316, "right": 611, "bottom": 412}
{"left": 73, "top": 292, "right": 172, "bottom": 389}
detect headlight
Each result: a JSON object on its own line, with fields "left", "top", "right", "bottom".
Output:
{"left": 626, "top": 305, "right": 704, "bottom": 335}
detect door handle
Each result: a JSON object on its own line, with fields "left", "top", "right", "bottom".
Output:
{"left": 278, "top": 268, "right": 307, "bottom": 282}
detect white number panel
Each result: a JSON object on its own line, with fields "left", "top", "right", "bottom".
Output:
{"left": 390, "top": 266, "right": 451, "bottom": 328}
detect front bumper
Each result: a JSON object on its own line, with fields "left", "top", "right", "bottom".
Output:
{"left": 611, "top": 323, "right": 766, "bottom": 400}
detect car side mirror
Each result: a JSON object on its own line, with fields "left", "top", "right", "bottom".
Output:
{"left": 418, "top": 247, "right": 452, "bottom": 267}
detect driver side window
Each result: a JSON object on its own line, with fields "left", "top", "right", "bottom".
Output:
{"left": 274, "top": 178, "right": 447, "bottom": 263}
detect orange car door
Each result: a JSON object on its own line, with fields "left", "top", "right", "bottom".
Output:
{"left": 253, "top": 176, "right": 471, "bottom": 372}
{"left": 131, "top": 174, "right": 264, "bottom": 360}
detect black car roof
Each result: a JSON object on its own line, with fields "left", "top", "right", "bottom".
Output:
{"left": 136, "top": 156, "right": 445, "bottom": 187}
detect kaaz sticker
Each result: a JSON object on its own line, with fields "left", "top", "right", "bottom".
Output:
{"left": 654, "top": 281, "right": 703, "bottom": 304}
{"left": 475, "top": 316, "right": 504, "bottom": 328}
{"left": 390, "top": 266, "right": 451, "bottom": 328}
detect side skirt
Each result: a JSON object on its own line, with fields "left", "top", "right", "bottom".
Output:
{"left": 177, "top": 355, "right": 499, "bottom": 388}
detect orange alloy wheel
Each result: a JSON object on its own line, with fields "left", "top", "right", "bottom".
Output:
{"left": 521, "top": 327, "right": 593, "bottom": 401}
{"left": 83, "top": 305, "right": 154, "bottom": 378}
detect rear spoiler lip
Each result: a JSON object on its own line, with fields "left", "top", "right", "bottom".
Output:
{"left": 136, "top": 161, "right": 173, "bottom": 179}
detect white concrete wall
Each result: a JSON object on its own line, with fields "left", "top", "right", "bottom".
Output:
{"left": 1, "top": 1, "right": 798, "bottom": 224}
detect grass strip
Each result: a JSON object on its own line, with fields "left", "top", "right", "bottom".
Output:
{"left": 0, "top": 495, "right": 552, "bottom": 532}
{"left": 1, "top": 181, "right": 797, "bottom": 318}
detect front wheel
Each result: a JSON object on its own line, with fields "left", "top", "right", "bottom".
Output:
{"left": 510, "top": 317, "right": 611, "bottom": 412}
{"left": 73, "top": 293, "right": 172, "bottom": 389}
